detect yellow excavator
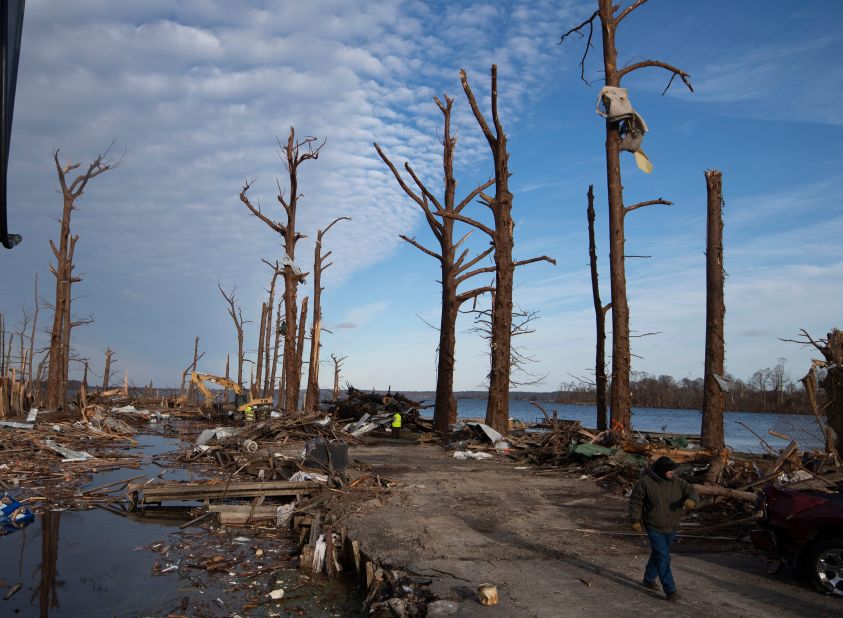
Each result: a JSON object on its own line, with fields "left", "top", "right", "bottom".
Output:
{"left": 190, "top": 372, "right": 273, "bottom": 417}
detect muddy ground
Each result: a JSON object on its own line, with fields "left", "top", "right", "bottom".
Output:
{"left": 342, "top": 438, "right": 841, "bottom": 617}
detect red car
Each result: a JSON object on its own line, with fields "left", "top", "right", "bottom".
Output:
{"left": 752, "top": 482, "right": 843, "bottom": 597}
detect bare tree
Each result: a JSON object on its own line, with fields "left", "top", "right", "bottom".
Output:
{"left": 254, "top": 301, "right": 268, "bottom": 396}
{"left": 375, "top": 95, "right": 495, "bottom": 432}
{"left": 187, "top": 336, "right": 200, "bottom": 401}
{"left": 560, "top": 0, "right": 690, "bottom": 433}
{"left": 295, "top": 296, "right": 309, "bottom": 389}
{"left": 587, "top": 185, "right": 611, "bottom": 431}
{"left": 466, "top": 302, "right": 548, "bottom": 387}
{"left": 79, "top": 359, "right": 89, "bottom": 409}
{"left": 330, "top": 353, "right": 347, "bottom": 400}
{"left": 101, "top": 347, "right": 115, "bottom": 391}
{"left": 240, "top": 127, "right": 322, "bottom": 413}
{"left": 440, "top": 66, "right": 555, "bottom": 434}
{"left": 28, "top": 274, "right": 39, "bottom": 390}
{"left": 701, "top": 170, "right": 725, "bottom": 449}
{"left": 269, "top": 296, "right": 284, "bottom": 402}
{"left": 219, "top": 283, "right": 246, "bottom": 387}
{"left": 0, "top": 313, "right": 5, "bottom": 377}
{"left": 179, "top": 337, "right": 204, "bottom": 400}
{"left": 770, "top": 357, "right": 789, "bottom": 407}
{"left": 784, "top": 329, "right": 843, "bottom": 460}
{"left": 260, "top": 260, "right": 283, "bottom": 396}
{"left": 45, "top": 148, "right": 119, "bottom": 409}
{"left": 304, "top": 217, "right": 350, "bottom": 413}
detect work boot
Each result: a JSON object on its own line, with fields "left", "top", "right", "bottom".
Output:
{"left": 665, "top": 590, "right": 680, "bottom": 602}
{"left": 642, "top": 579, "right": 659, "bottom": 591}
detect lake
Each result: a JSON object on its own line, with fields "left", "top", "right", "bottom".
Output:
{"left": 446, "top": 398, "right": 825, "bottom": 454}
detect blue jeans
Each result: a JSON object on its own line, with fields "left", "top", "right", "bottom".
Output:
{"left": 644, "top": 528, "right": 677, "bottom": 593}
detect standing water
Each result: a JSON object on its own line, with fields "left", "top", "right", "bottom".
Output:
{"left": 0, "top": 431, "right": 361, "bottom": 616}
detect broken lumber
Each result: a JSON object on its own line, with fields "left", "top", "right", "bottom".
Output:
{"left": 693, "top": 483, "right": 756, "bottom": 503}
{"left": 140, "top": 480, "right": 321, "bottom": 503}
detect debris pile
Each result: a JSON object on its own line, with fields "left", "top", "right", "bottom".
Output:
{"left": 326, "top": 386, "right": 432, "bottom": 437}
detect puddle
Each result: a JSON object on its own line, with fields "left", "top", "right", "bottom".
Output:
{"left": 1, "top": 430, "right": 362, "bottom": 616}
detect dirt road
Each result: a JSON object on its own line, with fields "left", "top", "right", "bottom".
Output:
{"left": 342, "top": 439, "right": 841, "bottom": 617}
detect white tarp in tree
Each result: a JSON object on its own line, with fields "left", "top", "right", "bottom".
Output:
{"left": 596, "top": 86, "right": 653, "bottom": 173}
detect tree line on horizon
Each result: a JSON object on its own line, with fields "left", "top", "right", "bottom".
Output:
{"left": 557, "top": 362, "right": 815, "bottom": 415}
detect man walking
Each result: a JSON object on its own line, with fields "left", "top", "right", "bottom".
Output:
{"left": 629, "top": 456, "right": 698, "bottom": 601}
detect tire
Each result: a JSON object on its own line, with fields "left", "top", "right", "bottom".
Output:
{"left": 808, "top": 537, "right": 843, "bottom": 597}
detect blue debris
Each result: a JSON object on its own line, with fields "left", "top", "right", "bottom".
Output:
{"left": 0, "top": 495, "right": 35, "bottom": 535}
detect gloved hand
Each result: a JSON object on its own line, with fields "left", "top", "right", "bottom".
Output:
{"left": 684, "top": 499, "right": 696, "bottom": 510}
{"left": 631, "top": 522, "right": 643, "bottom": 534}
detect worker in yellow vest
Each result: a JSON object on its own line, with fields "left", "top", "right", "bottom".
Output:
{"left": 391, "top": 412, "right": 402, "bottom": 439}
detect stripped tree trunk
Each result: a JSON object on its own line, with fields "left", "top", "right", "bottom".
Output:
{"left": 254, "top": 302, "right": 267, "bottom": 397}
{"left": 187, "top": 336, "right": 200, "bottom": 402}
{"left": 598, "top": 0, "right": 632, "bottom": 433}
{"left": 45, "top": 149, "right": 116, "bottom": 409}
{"left": 102, "top": 347, "right": 113, "bottom": 391}
{"left": 331, "top": 354, "right": 346, "bottom": 401}
{"left": 240, "top": 128, "right": 324, "bottom": 414}
{"left": 262, "top": 264, "right": 281, "bottom": 396}
{"left": 375, "top": 95, "right": 495, "bottom": 432}
{"left": 294, "top": 297, "right": 309, "bottom": 412}
{"left": 304, "top": 218, "right": 350, "bottom": 412}
{"left": 560, "top": 1, "right": 692, "bottom": 434}
{"left": 269, "top": 297, "right": 283, "bottom": 402}
{"left": 587, "top": 185, "right": 610, "bottom": 431}
{"left": 701, "top": 170, "right": 725, "bottom": 450}
{"left": 218, "top": 284, "right": 245, "bottom": 387}
{"left": 456, "top": 67, "right": 555, "bottom": 434}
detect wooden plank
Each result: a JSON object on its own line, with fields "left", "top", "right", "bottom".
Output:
{"left": 141, "top": 480, "right": 321, "bottom": 502}
{"left": 208, "top": 504, "right": 279, "bottom": 524}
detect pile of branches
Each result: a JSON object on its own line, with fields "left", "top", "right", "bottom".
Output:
{"left": 328, "top": 386, "right": 424, "bottom": 420}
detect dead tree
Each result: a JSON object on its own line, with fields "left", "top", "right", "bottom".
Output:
{"left": 260, "top": 260, "right": 283, "bottom": 397}
{"left": 330, "top": 354, "right": 346, "bottom": 400}
{"left": 79, "top": 360, "right": 88, "bottom": 409}
{"left": 467, "top": 302, "right": 548, "bottom": 387}
{"left": 240, "top": 127, "right": 322, "bottom": 413}
{"left": 101, "top": 347, "right": 115, "bottom": 391}
{"left": 179, "top": 337, "right": 204, "bottom": 400}
{"left": 269, "top": 296, "right": 284, "bottom": 402}
{"left": 587, "top": 185, "right": 611, "bottom": 431}
{"left": 375, "top": 96, "right": 495, "bottom": 432}
{"left": 187, "top": 336, "right": 200, "bottom": 401}
{"left": 219, "top": 283, "right": 246, "bottom": 387}
{"left": 304, "top": 217, "right": 350, "bottom": 413}
{"left": 295, "top": 296, "right": 309, "bottom": 409}
{"left": 254, "top": 302, "right": 268, "bottom": 396}
{"left": 701, "top": 170, "right": 725, "bottom": 449}
{"left": 560, "top": 0, "right": 690, "bottom": 432}
{"left": 28, "top": 274, "right": 39, "bottom": 392}
{"left": 0, "top": 313, "right": 5, "bottom": 376}
{"left": 444, "top": 66, "right": 555, "bottom": 434}
{"left": 784, "top": 329, "right": 843, "bottom": 460}
{"left": 45, "top": 148, "right": 118, "bottom": 409}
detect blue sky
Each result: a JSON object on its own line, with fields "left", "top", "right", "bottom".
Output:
{"left": 1, "top": 0, "right": 841, "bottom": 392}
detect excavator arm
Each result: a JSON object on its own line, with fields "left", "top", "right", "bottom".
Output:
{"left": 191, "top": 372, "right": 244, "bottom": 396}
{"left": 190, "top": 372, "right": 272, "bottom": 415}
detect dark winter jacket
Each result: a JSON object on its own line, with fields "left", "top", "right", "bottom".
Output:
{"left": 629, "top": 471, "right": 699, "bottom": 533}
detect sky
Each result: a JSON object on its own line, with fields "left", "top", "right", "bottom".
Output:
{"left": 1, "top": 0, "right": 842, "bottom": 393}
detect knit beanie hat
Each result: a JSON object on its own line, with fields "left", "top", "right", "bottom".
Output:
{"left": 652, "top": 456, "right": 676, "bottom": 479}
